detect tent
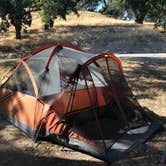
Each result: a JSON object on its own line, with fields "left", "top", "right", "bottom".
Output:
{"left": 0, "top": 44, "right": 161, "bottom": 163}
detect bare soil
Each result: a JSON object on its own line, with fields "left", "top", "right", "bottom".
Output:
{"left": 0, "top": 11, "right": 166, "bottom": 166}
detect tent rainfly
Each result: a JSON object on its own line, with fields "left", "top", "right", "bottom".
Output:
{"left": 0, "top": 44, "right": 161, "bottom": 163}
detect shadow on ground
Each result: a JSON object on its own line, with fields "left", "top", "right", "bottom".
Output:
{"left": 121, "top": 57, "right": 166, "bottom": 100}
{"left": 0, "top": 127, "right": 166, "bottom": 166}
{"left": 0, "top": 148, "right": 103, "bottom": 166}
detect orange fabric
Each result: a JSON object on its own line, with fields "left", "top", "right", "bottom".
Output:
{"left": 0, "top": 89, "right": 48, "bottom": 130}
{"left": 83, "top": 53, "right": 123, "bottom": 73}
{"left": 52, "top": 86, "right": 112, "bottom": 118}
{"left": 23, "top": 43, "right": 84, "bottom": 60}
{"left": 68, "top": 130, "right": 105, "bottom": 151}
{"left": 44, "top": 108, "right": 105, "bottom": 151}
{"left": 45, "top": 109, "right": 66, "bottom": 134}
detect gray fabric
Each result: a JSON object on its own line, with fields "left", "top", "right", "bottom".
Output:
{"left": 57, "top": 47, "right": 96, "bottom": 64}
{"left": 8, "top": 115, "right": 35, "bottom": 139}
{"left": 38, "top": 55, "right": 61, "bottom": 97}
{"left": 58, "top": 47, "right": 107, "bottom": 87}
{"left": 27, "top": 47, "right": 61, "bottom": 101}
{"left": 106, "top": 120, "right": 161, "bottom": 163}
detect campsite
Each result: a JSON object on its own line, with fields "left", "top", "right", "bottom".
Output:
{"left": 0, "top": 2, "right": 166, "bottom": 166}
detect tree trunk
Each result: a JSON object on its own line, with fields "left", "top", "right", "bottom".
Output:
{"left": 44, "top": 24, "right": 49, "bottom": 30}
{"left": 15, "top": 24, "right": 22, "bottom": 39}
{"left": 49, "top": 19, "right": 54, "bottom": 28}
{"left": 135, "top": 14, "right": 146, "bottom": 24}
{"left": 129, "top": 0, "right": 149, "bottom": 24}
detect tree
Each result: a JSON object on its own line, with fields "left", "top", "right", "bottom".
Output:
{"left": 126, "top": 0, "right": 166, "bottom": 29}
{"left": 126, "top": 0, "right": 150, "bottom": 24}
{"left": 104, "top": 0, "right": 165, "bottom": 29}
{"left": 104, "top": 0, "right": 149, "bottom": 24}
{"left": 104, "top": 0, "right": 126, "bottom": 18}
{"left": 78, "top": 0, "right": 108, "bottom": 12}
{"left": 0, "top": 0, "right": 32, "bottom": 39}
{"left": 148, "top": 0, "right": 166, "bottom": 31}
{"left": 33, "top": 0, "right": 79, "bottom": 30}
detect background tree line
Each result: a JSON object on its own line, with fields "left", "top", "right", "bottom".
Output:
{"left": 0, "top": 0, "right": 165, "bottom": 39}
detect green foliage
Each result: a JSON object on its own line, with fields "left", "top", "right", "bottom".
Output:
{"left": 0, "top": 0, "right": 165, "bottom": 37}
{"left": 148, "top": 0, "right": 166, "bottom": 31}
{"left": 33, "top": 0, "right": 79, "bottom": 29}
{"left": 104, "top": 0, "right": 165, "bottom": 30}
{"left": 104, "top": 0, "right": 126, "bottom": 18}
{"left": 125, "top": 0, "right": 166, "bottom": 29}
{"left": 125, "top": 0, "right": 149, "bottom": 24}
{"left": 0, "top": 20, "right": 10, "bottom": 33}
{"left": 104, "top": 0, "right": 134, "bottom": 19}
{"left": 0, "top": 0, "right": 32, "bottom": 39}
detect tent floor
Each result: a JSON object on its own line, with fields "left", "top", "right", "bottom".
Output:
{"left": 106, "top": 120, "right": 161, "bottom": 163}
{"left": 68, "top": 103, "right": 148, "bottom": 149}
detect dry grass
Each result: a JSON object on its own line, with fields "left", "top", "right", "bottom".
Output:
{"left": 122, "top": 58, "right": 166, "bottom": 117}
{"left": 0, "top": 61, "right": 17, "bottom": 85}
{"left": 0, "top": 11, "right": 166, "bottom": 59}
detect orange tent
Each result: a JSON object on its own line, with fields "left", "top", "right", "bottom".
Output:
{"left": 0, "top": 44, "right": 161, "bottom": 163}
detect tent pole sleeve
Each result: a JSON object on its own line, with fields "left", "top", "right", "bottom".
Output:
{"left": 21, "top": 60, "right": 38, "bottom": 97}
{"left": 0, "top": 61, "right": 21, "bottom": 88}
{"left": 45, "top": 46, "right": 58, "bottom": 71}
{"left": 45, "top": 44, "right": 67, "bottom": 71}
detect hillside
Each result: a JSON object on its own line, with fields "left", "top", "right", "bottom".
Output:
{"left": 0, "top": 11, "right": 166, "bottom": 59}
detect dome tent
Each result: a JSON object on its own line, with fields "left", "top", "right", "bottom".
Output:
{"left": 0, "top": 44, "right": 161, "bottom": 163}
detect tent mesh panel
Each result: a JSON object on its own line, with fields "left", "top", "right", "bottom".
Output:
{"left": 2, "top": 64, "right": 35, "bottom": 96}
{"left": 62, "top": 67, "right": 125, "bottom": 149}
{"left": 95, "top": 58, "right": 148, "bottom": 124}
{"left": 26, "top": 47, "right": 61, "bottom": 104}
{"left": 62, "top": 56, "right": 148, "bottom": 150}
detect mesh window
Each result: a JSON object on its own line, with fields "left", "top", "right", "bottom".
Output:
{"left": 57, "top": 67, "right": 98, "bottom": 114}
{"left": 2, "top": 64, "right": 35, "bottom": 96}
{"left": 67, "top": 67, "right": 124, "bottom": 149}
{"left": 26, "top": 47, "right": 55, "bottom": 83}
{"left": 88, "top": 63, "right": 108, "bottom": 87}
{"left": 68, "top": 58, "right": 147, "bottom": 150}
{"left": 107, "top": 58, "right": 145, "bottom": 122}
{"left": 26, "top": 47, "right": 55, "bottom": 78}
{"left": 95, "top": 57, "right": 146, "bottom": 124}
{"left": 37, "top": 56, "right": 60, "bottom": 104}
{"left": 58, "top": 55, "right": 82, "bottom": 90}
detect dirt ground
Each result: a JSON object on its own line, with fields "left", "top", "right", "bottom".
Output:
{"left": 0, "top": 11, "right": 166, "bottom": 166}
{"left": 0, "top": 57, "right": 165, "bottom": 166}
